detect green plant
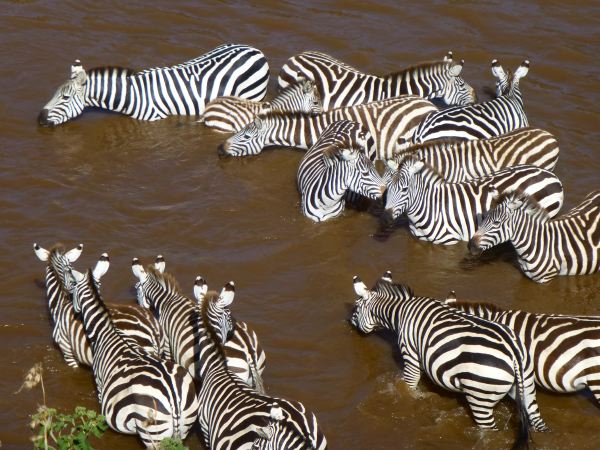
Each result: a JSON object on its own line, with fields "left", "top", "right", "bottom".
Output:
{"left": 158, "top": 436, "right": 188, "bottom": 450}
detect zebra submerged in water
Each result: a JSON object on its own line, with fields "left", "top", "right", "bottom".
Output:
{"left": 278, "top": 50, "right": 476, "bottom": 109}
{"left": 469, "top": 190, "right": 600, "bottom": 283}
{"left": 39, "top": 43, "right": 269, "bottom": 126}
{"left": 349, "top": 272, "right": 548, "bottom": 445}
{"left": 200, "top": 78, "right": 322, "bottom": 132}
{"left": 196, "top": 280, "right": 327, "bottom": 450}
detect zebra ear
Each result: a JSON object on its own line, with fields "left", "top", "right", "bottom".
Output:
{"left": 92, "top": 253, "right": 110, "bottom": 281}
{"left": 443, "top": 51, "right": 453, "bottom": 63}
{"left": 487, "top": 184, "right": 499, "bottom": 200}
{"left": 193, "top": 276, "right": 208, "bottom": 303}
{"left": 33, "top": 243, "right": 50, "bottom": 262}
{"left": 514, "top": 60, "right": 529, "bottom": 81}
{"left": 131, "top": 258, "right": 147, "bottom": 282}
{"left": 154, "top": 255, "right": 165, "bottom": 273}
{"left": 253, "top": 116, "right": 263, "bottom": 129}
{"left": 409, "top": 159, "right": 425, "bottom": 174}
{"left": 71, "top": 268, "right": 85, "bottom": 283}
{"left": 270, "top": 405, "right": 284, "bottom": 421}
{"left": 507, "top": 197, "right": 524, "bottom": 211}
{"left": 71, "top": 60, "right": 87, "bottom": 85}
{"left": 302, "top": 79, "right": 314, "bottom": 94}
{"left": 260, "top": 102, "right": 272, "bottom": 115}
{"left": 386, "top": 158, "right": 399, "bottom": 172}
{"left": 490, "top": 59, "right": 506, "bottom": 80}
{"left": 65, "top": 244, "right": 84, "bottom": 263}
{"left": 444, "top": 290, "right": 457, "bottom": 304}
{"left": 341, "top": 148, "right": 359, "bottom": 161}
{"left": 255, "top": 425, "right": 274, "bottom": 440}
{"left": 353, "top": 276, "right": 369, "bottom": 299}
{"left": 381, "top": 270, "right": 393, "bottom": 282}
{"left": 449, "top": 60, "right": 464, "bottom": 77}
{"left": 217, "top": 281, "right": 235, "bottom": 308}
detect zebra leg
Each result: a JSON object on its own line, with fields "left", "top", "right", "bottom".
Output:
{"left": 400, "top": 347, "right": 421, "bottom": 389}
{"left": 463, "top": 393, "right": 498, "bottom": 430}
{"left": 521, "top": 375, "right": 549, "bottom": 432}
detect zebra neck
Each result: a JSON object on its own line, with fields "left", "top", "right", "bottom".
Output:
{"left": 384, "top": 64, "right": 443, "bottom": 99}
{"left": 83, "top": 67, "right": 134, "bottom": 115}
{"left": 197, "top": 306, "right": 230, "bottom": 381}
{"left": 78, "top": 288, "right": 119, "bottom": 350}
{"left": 373, "top": 298, "right": 402, "bottom": 331}
{"left": 45, "top": 266, "right": 72, "bottom": 323}
{"left": 266, "top": 114, "right": 319, "bottom": 148}
{"left": 510, "top": 212, "right": 549, "bottom": 260}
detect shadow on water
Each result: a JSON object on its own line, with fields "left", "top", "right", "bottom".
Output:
{"left": 459, "top": 242, "right": 516, "bottom": 271}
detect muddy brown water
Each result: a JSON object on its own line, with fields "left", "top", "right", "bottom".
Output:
{"left": 1, "top": 1, "right": 599, "bottom": 449}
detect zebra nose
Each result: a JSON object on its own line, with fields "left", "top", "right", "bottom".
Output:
{"left": 381, "top": 208, "right": 396, "bottom": 226}
{"left": 217, "top": 143, "right": 230, "bottom": 157}
{"left": 38, "top": 109, "right": 51, "bottom": 126}
{"left": 379, "top": 185, "right": 387, "bottom": 197}
{"left": 467, "top": 237, "right": 483, "bottom": 256}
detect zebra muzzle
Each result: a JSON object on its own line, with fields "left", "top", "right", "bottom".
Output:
{"left": 38, "top": 109, "right": 53, "bottom": 127}
{"left": 467, "top": 237, "right": 483, "bottom": 256}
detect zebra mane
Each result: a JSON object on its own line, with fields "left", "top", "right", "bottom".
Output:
{"left": 146, "top": 265, "right": 184, "bottom": 295}
{"left": 391, "top": 138, "right": 462, "bottom": 159}
{"left": 372, "top": 279, "right": 414, "bottom": 300}
{"left": 88, "top": 66, "right": 137, "bottom": 77}
{"left": 494, "top": 188, "right": 550, "bottom": 221}
{"left": 402, "top": 156, "right": 447, "bottom": 184}
{"left": 447, "top": 299, "right": 506, "bottom": 314}
{"left": 383, "top": 58, "right": 454, "bottom": 79}
{"left": 199, "top": 290, "right": 229, "bottom": 361}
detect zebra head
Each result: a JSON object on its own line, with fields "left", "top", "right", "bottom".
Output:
{"left": 440, "top": 52, "right": 477, "bottom": 106}
{"left": 218, "top": 116, "right": 268, "bottom": 157}
{"left": 204, "top": 281, "right": 236, "bottom": 344}
{"left": 39, "top": 60, "right": 87, "bottom": 126}
{"left": 34, "top": 242, "right": 84, "bottom": 293}
{"left": 469, "top": 192, "right": 519, "bottom": 255}
{"left": 67, "top": 253, "right": 109, "bottom": 313}
{"left": 131, "top": 258, "right": 152, "bottom": 308}
{"left": 300, "top": 79, "right": 323, "bottom": 114}
{"left": 383, "top": 156, "right": 424, "bottom": 221}
{"left": 492, "top": 59, "right": 529, "bottom": 98}
{"left": 349, "top": 276, "right": 380, "bottom": 333}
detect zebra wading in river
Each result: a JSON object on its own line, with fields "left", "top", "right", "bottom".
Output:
{"left": 68, "top": 259, "right": 199, "bottom": 447}
{"left": 196, "top": 280, "right": 328, "bottom": 450}
{"left": 297, "top": 120, "right": 386, "bottom": 222}
{"left": 278, "top": 50, "right": 476, "bottom": 109}
{"left": 468, "top": 190, "right": 600, "bottom": 283}
{"left": 444, "top": 292, "right": 600, "bottom": 403}
{"left": 349, "top": 272, "right": 548, "bottom": 445}
{"left": 413, "top": 59, "right": 530, "bottom": 143}
{"left": 218, "top": 95, "right": 438, "bottom": 159}
{"left": 383, "top": 157, "right": 564, "bottom": 245}
{"left": 33, "top": 243, "right": 163, "bottom": 367}
{"left": 131, "top": 257, "right": 266, "bottom": 390}
{"left": 200, "top": 78, "right": 322, "bottom": 132}
{"left": 39, "top": 43, "right": 270, "bottom": 126}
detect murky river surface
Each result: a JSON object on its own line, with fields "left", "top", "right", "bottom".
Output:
{"left": 1, "top": 1, "right": 599, "bottom": 448}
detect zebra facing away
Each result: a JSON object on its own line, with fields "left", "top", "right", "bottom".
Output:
{"left": 297, "top": 120, "right": 386, "bottom": 222}
{"left": 277, "top": 50, "right": 476, "bottom": 109}
{"left": 196, "top": 280, "right": 327, "bottom": 450}
{"left": 68, "top": 259, "right": 199, "bottom": 447}
{"left": 383, "top": 156, "right": 564, "bottom": 245}
{"left": 469, "top": 190, "right": 600, "bottom": 283}
{"left": 413, "top": 59, "right": 530, "bottom": 143}
{"left": 38, "top": 43, "right": 270, "bottom": 126}
{"left": 349, "top": 272, "right": 549, "bottom": 446}
{"left": 200, "top": 78, "right": 323, "bottom": 132}
{"left": 33, "top": 243, "right": 163, "bottom": 367}
{"left": 444, "top": 292, "right": 600, "bottom": 404}
{"left": 218, "top": 95, "right": 438, "bottom": 159}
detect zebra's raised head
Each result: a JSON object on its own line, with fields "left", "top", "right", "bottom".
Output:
{"left": 34, "top": 242, "right": 84, "bottom": 293}
{"left": 67, "top": 253, "right": 109, "bottom": 313}
{"left": 439, "top": 51, "right": 477, "bottom": 106}
{"left": 131, "top": 258, "right": 152, "bottom": 308}
{"left": 218, "top": 115, "right": 268, "bottom": 157}
{"left": 300, "top": 78, "right": 323, "bottom": 114}
{"left": 39, "top": 60, "right": 87, "bottom": 126}
{"left": 201, "top": 281, "right": 236, "bottom": 345}
{"left": 491, "top": 59, "right": 529, "bottom": 98}
{"left": 383, "top": 156, "right": 428, "bottom": 221}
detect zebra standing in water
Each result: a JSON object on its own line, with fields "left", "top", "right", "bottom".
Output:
{"left": 469, "top": 190, "right": 600, "bottom": 283}
{"left": 278, "top": 50, "right": 476, "bottom": 109}
{"left": 200, "top": 78, "right": 323, "bottom": 132}
{"left": 444, "top": 292, "right": 600, "bottom": 404}
{"left": 131, "top": 257, "right": 267, "bottom": 391}
{"left": 349, "top": 271, "right": 549, "bottom": 445}
{"left": 33, "top": 243, "right": 163, "bottom": 367}
{"left": 39, "top": 43, "right": 269, "bottom": 126}
{"left": 68, "top": 257, "right": 199, "bottom": 447}
{"left": 218, "top": 96, "right": 438, "bottom": 159}
{"left": 383, "top": 156, "right": 564, "bottom": 245}
{"left": 413, "top": 59, "right": 530, "bottom": 143}
{"left": 297, "top": 120, "right": 386, "bottom": 222}
{"left": 196, "top": 280, "right": 327, "bottom": 450}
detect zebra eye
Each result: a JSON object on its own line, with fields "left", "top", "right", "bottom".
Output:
{"left": 62, "top": 95, "right": 71, "bottom": 100}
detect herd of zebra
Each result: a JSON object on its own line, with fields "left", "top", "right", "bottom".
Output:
{"left": 36, "top": 42, "right": 599, "bottom": 448}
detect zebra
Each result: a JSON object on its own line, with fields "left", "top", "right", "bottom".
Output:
{"left": 413, "top": 59, "right": 530, "bottom": 143}
{"left": 468, "top": 190, "right": 600, "bottom": 283}
{"left": 200, "top": 78, "right": 323, "bottom": 132}
{"left": 297, "top": 120, "right": 386, "bottom": 222}
{"left": 277, "top": 50, "right": 476, "bottom": 109}
{"left": 196, "top": 280, "right": 327, "bottom": 450}
{"left": 444, "top": 292, "right": 600, "bottom": 404}
{"left": 38, "top": 43, "right": 270, "bottom": 126}
{"left": 33, "top": 243, "right": 163, "bottom": 367}
{"left": 218, "top": 95, "right": 438, "bottom": 160}
{"left": 383, "top": 156, "right": 564, "bottom": 245}
{"left": 388, "top": 127, "right": 559, "bottom": 183}
{"left": 349, "top": 271, "right": 549, "bottom": 446}
{"left": 131, "top": 256, "right": 267, "bottom": 391}
{"left": 67, "top": 257, "right": 199, "bottom": 447}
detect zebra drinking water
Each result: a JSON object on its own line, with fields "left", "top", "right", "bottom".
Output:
{"left": 39, "top": 43, "right": 269, "bottom": 126}
{"left": 468, "top": 190, "right": 600, "bottom": 283}
{"left": 278, "top": 50, "right": 476, "bottom": 109}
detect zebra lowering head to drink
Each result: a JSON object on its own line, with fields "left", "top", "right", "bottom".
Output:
{"left": 349, "top": 271, "right": 549, "bottom": 446}
{"left": 468, "top": 190, "right": 600, "bottom": 283}
{"left": 67, "top": 256, "right": 199, "bottom": 447}
{"left": 33, "top": 243, "right": 163, "bottom": 367}
{"left": 38, "top": 43, "right": 269, "bottom": 126}
{"left": 413, "top": 59, "right": 530, "bottom": 143}
{"left": 196, "top": 280, "right": 327, "bottom": 450}
{"left": 297, "top": 120, "right": 386, "bottom": 222}
{"left": 200, "top": 78, "right": 323, "bottom": 132}
{"left": 278, "top": 50, "right": 476, "bottom": 109}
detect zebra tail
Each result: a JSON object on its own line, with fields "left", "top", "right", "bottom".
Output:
{"left": 510, "top": 358, "right": 531, "bottom": 450}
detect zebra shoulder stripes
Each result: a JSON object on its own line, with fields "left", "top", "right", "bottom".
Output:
{"left": 33, "top": 243, "right": 163, "bottom": 367}
{"left": 196, "top": 280, "right": 327, "bottom": 450}
{"left": 383, "top": 157, "right": 564, "bottom": 245}
{"left": 468, "top": 190, "right": 600, "bottom": 283}
{"left": 413, "top": 59, "right": 530, "bottom": 143}
{"left": 278, "top": 50, "right": 476, "bottom": 109}
{"left": 297, "top": 120, "right": 386, "bottom": 222}
{"left": 39, "top": 43, "right": 270, "bottom": 126}
{"left": 200, "top": 78, "right": 323, "bottom": 132}
{"left": 67, "top": 257, "right": 198, "bottom": 447}
{"left": 218, "top": 95, "right": 438, "bottom": 160}
{"left": 349, "top": 271, "right": 548, "bottom": 443}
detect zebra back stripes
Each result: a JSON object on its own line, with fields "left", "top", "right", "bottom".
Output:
{"left": 469, "top": 190, "right": 600, "bottom": 282}
{"left": 278, "top": 50, "right": 476, "bottom": 109}
{"left": 39, "top": 43, "right": 270, "bottom": 126}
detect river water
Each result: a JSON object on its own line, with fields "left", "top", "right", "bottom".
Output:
{"left": 1, "top": 1, "right": 599, "bottom": 448}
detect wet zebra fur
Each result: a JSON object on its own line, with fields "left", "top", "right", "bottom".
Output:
{"left": 196, "top": 281, "right": 327, "bottom": 450}
{"left": 278, "top": 50, "right": 476, "bottom": 109}
{"left": 469, "top": 190, "right": 600, "bottom": 283}
{"left": 39, "top": 43, "right": 270, "bottom": 126}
